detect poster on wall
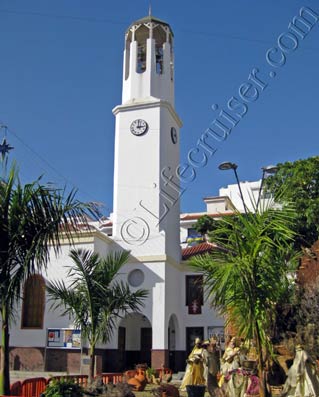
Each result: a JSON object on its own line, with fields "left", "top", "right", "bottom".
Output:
{"left": 72, "top": 330, "right": 81, "bottom": 348}
{"left": 47, "top": 328, "right": 81, "bottom": 349}
{"left": 207, "top": 326, "right": 225, "bottom": 350}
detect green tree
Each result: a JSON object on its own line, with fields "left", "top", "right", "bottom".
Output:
{"left": 264, "top": 156, "right": 319, "bottom": 249}
{"left": 194, "top": 215, "right": 238, "bottom": 244}
{"left": 194, "top": 215, "right": 218, "bottom": 240}
{"left": 47, "top": 249, "right": 148, "bottom": 382}
{"left": 0, "top": 165, "right": 97, "bottom": 395}
{"left": 190, "top": 204, "right": 298, "bottom": 397}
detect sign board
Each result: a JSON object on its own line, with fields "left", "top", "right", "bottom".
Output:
{"left": 47, "top": 328, "right": 81, "bottom": 349}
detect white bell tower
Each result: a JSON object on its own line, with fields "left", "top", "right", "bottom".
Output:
{"left": 112, "top": 15, "right": 182, "bottom": 261}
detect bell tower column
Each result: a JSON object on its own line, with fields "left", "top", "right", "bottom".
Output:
{"left": 112, "top": 15, "right": 182, "bottom": 261}
{"left": 112, "top": 15, "right": 183, "bottom": 370}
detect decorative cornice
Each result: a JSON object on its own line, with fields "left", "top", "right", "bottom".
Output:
{"left": 129, "top": 253, "right": 183, "bottom": 270}
{"left": 112, "top": 98, "right": 182, "bottom": 128}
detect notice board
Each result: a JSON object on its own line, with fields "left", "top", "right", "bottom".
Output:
{"left": 47, "top": 328, "right": 81, "bottom": 349}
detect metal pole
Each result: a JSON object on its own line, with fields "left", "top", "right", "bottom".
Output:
{"left": 256, "top": 165, "right": 278, "bottom": 211}
{"left": 256, "top": 170, "right": 266, "bottom": 211}
{"left": 233, "top": 167, "right": 248, "bottom": 215}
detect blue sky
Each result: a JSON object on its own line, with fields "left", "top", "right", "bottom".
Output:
{"left": 1, "top": 1, "right": 318, "bottom": 216}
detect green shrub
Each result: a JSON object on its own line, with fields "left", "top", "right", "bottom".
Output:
{"left": 44, "top": 378, "right": 84, "bottom": 397}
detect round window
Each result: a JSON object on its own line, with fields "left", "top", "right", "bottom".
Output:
{"left": 128, "top": 269, "right": 144, "bottom": 287}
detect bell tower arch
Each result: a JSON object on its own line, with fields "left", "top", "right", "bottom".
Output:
{"left": 122, "top": 15, "right": 175, "bottom": 104}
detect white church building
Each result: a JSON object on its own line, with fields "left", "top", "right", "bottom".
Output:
{"left": 6, "top": 14, "right": 266, "bottom": 374}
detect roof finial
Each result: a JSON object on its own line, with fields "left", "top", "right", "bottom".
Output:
{"left": 148, "top": 2, "right": 152, "bottom": 16}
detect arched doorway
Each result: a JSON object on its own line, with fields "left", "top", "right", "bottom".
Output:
{"left": 168, "top": 314, "right": 178, "bottom": 371}
{"left": 118, "top": 312, "right": 152, "bottom": 370}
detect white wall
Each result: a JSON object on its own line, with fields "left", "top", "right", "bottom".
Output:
{"left": 112, "top": 101, "right": 181, "bottom": 261}
{"left": 9, "top": 235, "right": 114, "bottom": 348}
{"left": 219, "top": 180, "right": 262, "bottom": 212}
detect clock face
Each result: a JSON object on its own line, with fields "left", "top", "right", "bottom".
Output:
{"left": 171, "top": 127, "right": 178, "bottom": 144}
{"left": 130, "top": 119, "right": 148, "bottom": 136}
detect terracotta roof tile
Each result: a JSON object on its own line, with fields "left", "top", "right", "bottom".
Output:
{"left": 182, "top": 242, "right": 217, "bottom": 260}
{"left": 100, "top": 221, "right": 113, "bottom": 227}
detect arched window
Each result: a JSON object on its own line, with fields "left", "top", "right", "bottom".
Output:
{"left": 21, "top": 275, "right": 45, "bottom": 329}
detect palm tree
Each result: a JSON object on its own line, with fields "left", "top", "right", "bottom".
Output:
{"left": 46, "top": 248, "right": 148, "bottom": 382}
{"left": 190, "top": 203, "right": 298, "bottom": 397}
{"left": 0, "top": 164, "right": 98, "bottom": 395}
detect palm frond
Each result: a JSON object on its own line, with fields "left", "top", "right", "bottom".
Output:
{"left": 190, "top": 201, "right": 299, "bottom": 363}
{"left": 0, "top": 164, "right": 100, "bottom": 322}
{"left": 46, "top": 248, "right": 148, "bottom": 347}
